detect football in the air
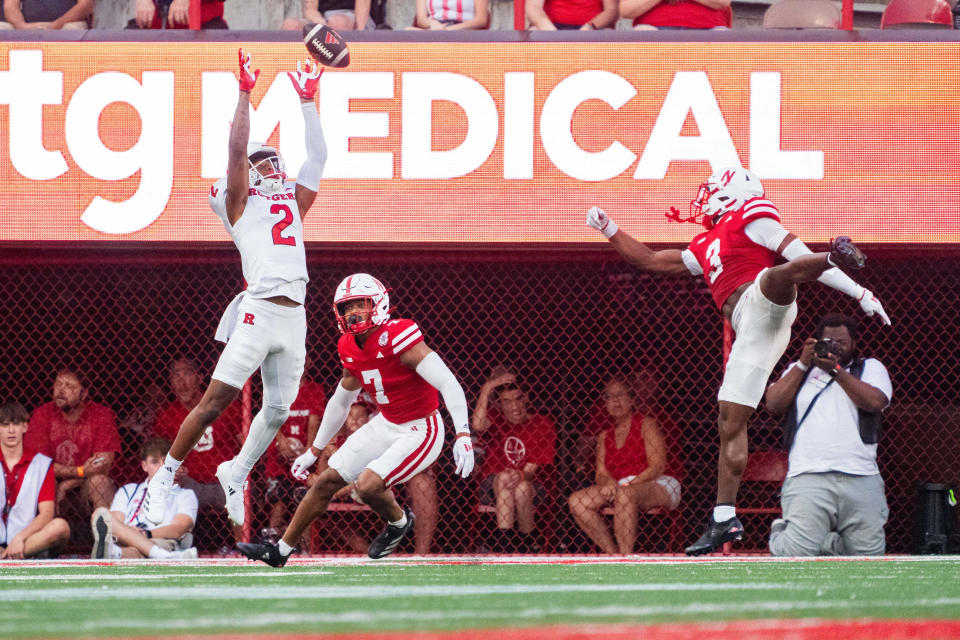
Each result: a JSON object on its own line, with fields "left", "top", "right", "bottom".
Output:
{"left": 302, "top": 23, "right": 350, "bottom": 68}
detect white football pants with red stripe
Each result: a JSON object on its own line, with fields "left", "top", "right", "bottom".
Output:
{"left": 328, "top": 411, "right": 444, "bottom": 487}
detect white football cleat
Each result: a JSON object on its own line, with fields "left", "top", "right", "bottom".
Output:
{"left": 216, "top": 459, "right": 246, "bottom": 526}
{"left": 143, "top": 467, "right": 174, "bottom": 526}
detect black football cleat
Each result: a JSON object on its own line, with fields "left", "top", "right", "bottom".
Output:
{"left": 367, "top": 509, "right": 415, "bottom": 559}
{"left": 828, "top": 236, "right": 866, "bottom": 271}
{"left": 237, "top": 542, "right": 289, "bottom": 568}
{"left": 684, "top": 515, "right": 744, "bottom": 556}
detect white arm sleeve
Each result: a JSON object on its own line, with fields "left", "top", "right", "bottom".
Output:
{"left": 311, "top": 380, "right": 361, "bottom": 450}
{"left": 415, "top": 351, "right": 470, "bottom": 435}
{"left": 296, "top": 102, "right": 327, "bottom": 192}
{"left": 744, "top": 217, "right": 791, "bottom": 252}
{"left": 680, "top": 249, "right": 703, "bottom": 276}
{"left": 780, "top": 237, "right": 865, "bottom": 299}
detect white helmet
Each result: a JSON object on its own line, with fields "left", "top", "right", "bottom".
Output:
{"left": 247, "top": 141, "right": 286, "bottom": 194}
{"left": 690, "top": 166, "right": 764, "bottom": 229}
{"left": 333, "top": 273, "right": 391, "bottom": 335}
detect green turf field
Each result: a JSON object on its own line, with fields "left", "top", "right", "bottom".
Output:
{"left": 2, "top": 558, "right": 959, "bottom": 638}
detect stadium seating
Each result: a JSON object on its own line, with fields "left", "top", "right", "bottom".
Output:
{"left": 881, "top": 0, "right": 953, "bottom": 29}
{"left": 763, "top": 0, "right": 841, "bottom": 29}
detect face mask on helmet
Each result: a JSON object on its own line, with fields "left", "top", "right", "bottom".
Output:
{"left": 688, "top": 167, "right": 764, "bottom": 229}
{"left": 248, "top": 148, "right": 286, "bottom": 194}
{"left": 333, "top": 274, "right": 392, "bottom": 335}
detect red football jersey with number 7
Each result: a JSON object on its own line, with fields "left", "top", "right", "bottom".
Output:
{"left": 686, "top": 198, "right": 782, "bottom": 309}
{"left": 337, "top": 319, "right": 439, "bottom": 424}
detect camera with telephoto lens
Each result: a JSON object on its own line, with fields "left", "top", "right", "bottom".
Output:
{"left": 814, "top": 337, "right": 842, "bottom": 358}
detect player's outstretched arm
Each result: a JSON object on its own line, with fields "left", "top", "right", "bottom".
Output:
{"left": 778, "top": 234, "right": 892, "bottom": 326}
{"left": 290, "top": 371, "right": 361, "bottom": 480}
{"left": 586, "top": 206, "right": 690, "bottom": 276}
{"left": 401, "top": 342, "right": 475, "bottom": 479}
{"left": 225, "top": 49, "right": 258, "bottom": 225}
{"left": 287, "top": 60, "right": 327, "bottom": 219}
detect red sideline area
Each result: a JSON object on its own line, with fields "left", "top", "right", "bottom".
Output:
{"left": 116, "top": 620, "right": 960, "bottom": 640}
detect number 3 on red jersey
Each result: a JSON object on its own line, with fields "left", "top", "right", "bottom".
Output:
{"left": 362, "top": 369, "right": 389, "bottom": 404}
{"left": 705, "top": 238, "right": 724, "bottom": 283}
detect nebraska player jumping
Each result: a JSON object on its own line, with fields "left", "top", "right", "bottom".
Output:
{"left": 587, "top": 166, "right": 890, "bottom": 555}
{"left": 143, "top": 49, "right": 328, "bottom": 528}
{"left": 238, "top": 274, "right": 476, "bottom": 566}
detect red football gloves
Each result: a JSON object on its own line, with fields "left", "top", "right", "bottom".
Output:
{"left": 287, "top": 59, "right": 324, "bottom": 100}
{"left": 238, "top": 48, "right": 260, "bottom": 93}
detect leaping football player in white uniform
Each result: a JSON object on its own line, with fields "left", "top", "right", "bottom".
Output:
{"left": 238, "top": 274, "right": 476, "bottom": 566}
{"left": 587, "top": 166, "right": 891, "bottom": 555}
{"left": 143, "top": 49, "right": 328, "bottom": 529}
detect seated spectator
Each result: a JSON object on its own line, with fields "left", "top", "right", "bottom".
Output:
{"left": 152, "top": 358, "right": 242, "bottom": 549}
{"left": 25, "top": 367, "right": 120, "bottom": 522}
{"left": 472, "top": 373, "right": 556, "bottom": 553}
{"left": 527, "top": 0, "right": 618, "bottom": 30}
{"left": 408, "top": 0, "right": 489, "bottom": 30}
{"left": 281, "top": 0, "right": 376, "bottom": 31}
{"left": 125, "top": 0, "right": 227, "bottom": 29}
{"left": 0, "top": 0, "right": 91, "bottom": 29}
{"left": 1, "top": 402, "right": 70, "bottom": 559}
{"left": 621, "top": 0, "right": 731, "bottom": 30}
{"left": 262, "top": 374, "right": 327, "bottom": 543}
{"left": 568, "top": 375, "right": 681, "bottom": 554}
{"left": 91, "top": 438, "right": 198, "bottom": 559}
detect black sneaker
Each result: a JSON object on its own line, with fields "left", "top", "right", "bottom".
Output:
{"left": 828, "top": 236, "right": 866, "bottom": 270}
{"left": 684, "top": 515, "right": 744, "bottom": 556}
{"left": 236, "top": 542, "right": 289, "bottom": 568}
{"left": 367, "top": 509, "right": 415, "bottom": 559}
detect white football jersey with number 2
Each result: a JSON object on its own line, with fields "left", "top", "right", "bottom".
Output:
{"left": 209, "top": 178, "right": 309, "bottom": 303}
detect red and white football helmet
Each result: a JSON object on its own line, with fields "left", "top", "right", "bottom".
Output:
{"left": 247, "top": 141, "right": 286, "bottom": 194}
{"left": 689, "top": 166, "right": 764, "bottom": 229}
{"left": 333, "top": 273, "right": 391, "bottom": 335}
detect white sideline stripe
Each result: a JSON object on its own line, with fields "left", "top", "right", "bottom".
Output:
{"left": 0, "top": 570, "right": 330, "bottom": 581}
{"left": 0, "top": 582, "right": 793, "bottom": 602}
{"left": 10, "top": 598, "right": 960, "bottom": 634}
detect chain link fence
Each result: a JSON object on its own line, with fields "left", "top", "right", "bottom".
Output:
{"left": 2, "top": 247, "right": 956, "bottom": 555}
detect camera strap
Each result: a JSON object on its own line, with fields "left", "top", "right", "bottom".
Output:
{"left": 795, "top": 376, "right": 836, "bottom": 431}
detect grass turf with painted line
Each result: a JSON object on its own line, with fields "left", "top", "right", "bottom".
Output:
{"left": 1, "top": 558, "right": 958, "bottom": 638}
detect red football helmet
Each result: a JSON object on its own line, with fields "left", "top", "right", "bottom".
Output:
{"left": 333, "top": 273, "right": 391, "bottom": 335}
{"left": 688, "top": 166, "right": 764, "bottom": 229}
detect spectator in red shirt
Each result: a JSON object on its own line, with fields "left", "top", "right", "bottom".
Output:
{"left": 152, "top": 358, "right": 243, "bottom": 545}
{"left": 472, "top": 373, "right": 556, "bottom": 552}
{"left": 25, "top": 368, "right": 120, "bottom": 515}
{"left": 568, "top": 375, "right": 681, "bottom": 554}
{"left": 126, "top": 0, "right": 227, "bottom": 29}
{"left": 621, "top": 0, "right": 731, "bottom": 30}
{"left": 264, "top": 375, "right": 327, "bottom": 539}
{"left": 1, "top": 402, "right": 70, "bottom": 559}
{"left": 527, "top": 0, "right": 618, "bottom": 30}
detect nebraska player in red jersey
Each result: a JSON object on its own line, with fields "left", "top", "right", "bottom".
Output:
{"left": 587, "top": 166, "right": 890, "bottom": 555}
{"left": 238, "top": 273, "right": 475, "bottom": 566}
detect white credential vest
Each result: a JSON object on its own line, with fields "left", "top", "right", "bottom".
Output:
{"left": 0, "top": 453, "right": 52, "bottom": 544}
{"left": 209, "top": 178, "right": 308, "bottom": 304}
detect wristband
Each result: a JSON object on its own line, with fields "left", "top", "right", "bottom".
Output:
{"left": 145, "top": 530, "right": 153, "bottom": 539}
{"left": 796, "top": 362, "right": 809, "bottom": 373}
{"left": 827, "top": 364, "right": 842, "bottom": 379}
{"left": 602, "top": 219, "right": 619, "bottom": 239}
{"left": 76, "top": 466, "right": 84, "bottom": 478}
{"left": 455, "top": 432, "right": 471, "bottom": 440}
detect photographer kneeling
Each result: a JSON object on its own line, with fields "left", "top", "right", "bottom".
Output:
{"left": 764, "top": 313, "right": 892, "bottom": 556}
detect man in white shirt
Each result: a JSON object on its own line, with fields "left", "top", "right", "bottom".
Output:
{"left": 91, "top": 438, "right": 198, "bottom": 560}
{"left": 765, "top": 313, "right": 892, "bottom": 556}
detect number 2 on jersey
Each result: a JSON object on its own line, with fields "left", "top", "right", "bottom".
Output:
{"left": 705, "top": 238, "right": 724, "bottom": 283}
{"left": 361, "top": 369, "right": 390, "bottom": 404}
{"left": 270, "top": 204, "right": 296, "bottom": 247}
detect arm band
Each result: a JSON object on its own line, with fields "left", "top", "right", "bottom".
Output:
{"left": 415, "top": 352, "right": 470, "bottom": 435}
{"left": 296, "top": 102, "right": 327, "bottom": 192}
{"left": 781, "top": 238, "right": 864, "bottom": 299}
{"left": 76, "top": 466, "right": 84, "bottom": 478}
{"left": 311, "top": 381, "right": 361, "bottom": 450}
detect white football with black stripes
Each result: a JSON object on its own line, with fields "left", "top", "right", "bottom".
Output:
{"left": 302, "top": 23, "right": 350, "bottom": 68}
